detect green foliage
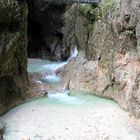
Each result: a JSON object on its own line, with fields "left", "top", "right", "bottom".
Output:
{"left": 122, "top": 29, "right": 135, "bottom": 37}
{"left": 103, "top": 0, "right": 116, "bottom": 11}
{"left": 79, "top": 4, "right": 99, "bottom": 22}
{"left": 0, "top": 0, "right": 20, "bottom": 27}
{"left": 78, "top": 0, "right": 117, "bottom": 22}
{"left": 101, "top": 0, "right": 116, "bottom": 20}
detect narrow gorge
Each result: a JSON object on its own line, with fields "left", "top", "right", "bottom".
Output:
{"left": 0, "top": 0, "right": 140, "bottom": 139}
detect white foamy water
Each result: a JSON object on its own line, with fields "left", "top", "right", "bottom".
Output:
{"left": 69, "top": 46, "right": 78, "bottom": 60}
{"left": 28, "top": 61, "right": 68, "bottom": 84}
{"left": 41, "top": 62, "right": 68, "bottom": 84}
{"left": 47, "top": 91, "right": 82, "bottom": 105}
{"left": 42, "top": 61, "right": 68, "bottom": 72}
{"left": 42, "top": 75, "right": 61, "bottom": 84}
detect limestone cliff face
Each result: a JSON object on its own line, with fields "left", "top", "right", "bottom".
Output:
{"left": 0, "top": 0, "right": 28, "bottom": 114}
{"left": 69, "top": 0, "right": 140, "bottom": 118}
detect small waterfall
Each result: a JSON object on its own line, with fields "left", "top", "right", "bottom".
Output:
{"left": 69, "top": 45, "right": 78, "bottom": 60}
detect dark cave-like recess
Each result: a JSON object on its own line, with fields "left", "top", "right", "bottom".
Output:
{"left": 27, "top": 0, "right": 69, "bottom": 61}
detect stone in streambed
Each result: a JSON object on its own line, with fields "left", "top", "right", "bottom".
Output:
{"left": 0, "top": 122, "right": 5, "bottom": 140}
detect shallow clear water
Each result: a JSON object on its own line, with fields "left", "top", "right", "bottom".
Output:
{"left": 28, "top": 60, "right": 67, "bottom": 85}
{"left": 28, "top": 60, "right": 67, "bottom": 73}
{"left": 1, "top": 91, "right": 138, "bottom": 140}
{"left": 28, "top": 45, "right": 78, "bottom": 74}
{"left": 29, "top": 91, "right": 117, "bottom": 107}
{"left": 41, "top": 61, "right": 68, "bottom": 72}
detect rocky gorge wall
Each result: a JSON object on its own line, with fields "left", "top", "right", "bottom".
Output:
{"left": 69, "top": 0, "right": 140, "bottom": 118}
{"left": 0, "top": 0, "right": 28, "bottom": 115}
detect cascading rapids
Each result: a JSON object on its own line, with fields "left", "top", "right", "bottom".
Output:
{"left": 39, "top": 46, "right": 78, "bottom": 85}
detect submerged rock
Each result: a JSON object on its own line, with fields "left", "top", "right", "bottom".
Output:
{"left": 0, "top": 122, "right": 4, "bottom": 140}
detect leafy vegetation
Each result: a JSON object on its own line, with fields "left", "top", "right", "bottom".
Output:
{"left": 0, "top": 0, "right": 20, "bottom": 29}
{"left": 103, "top": 0, "right": 116, "bottom": 11}
{"left": 122, "top": 29, "right": 136, "bottom": 37}
{"left": 79, "top": 4, "right": 99, "bottom": 22}
{"left": 101, "top": 0, "right": 116, "bottom": 20}
{"left": 78, "top": 0, "right": 117, "bottom": 22}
